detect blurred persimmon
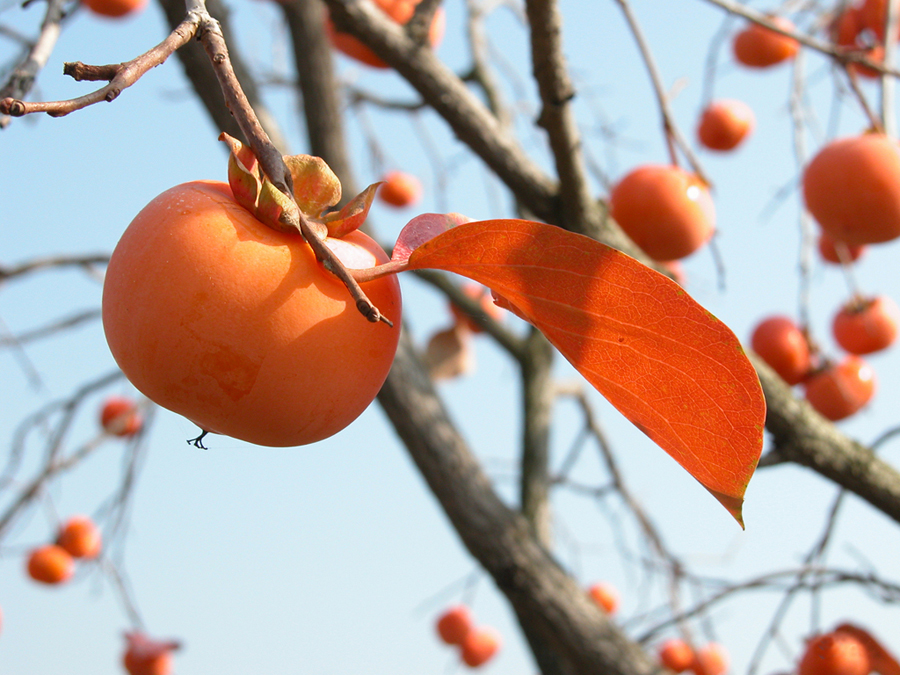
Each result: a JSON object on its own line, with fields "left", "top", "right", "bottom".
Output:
{"left": 804, "top": 356, "right": 876, "bottom": 421}
{"left": 27, "top": 545, "right": 74, "bottom": 585}
{"left": 697, "top": 100, "right": 755, "bottom": 151}
{"left": 659, "top": 638, "right": 695, "bottom": 673}
{"left": 81, "top": 0, "right": 146, "bottom": 18}
{"left": 436, "top": 605, "right": 473, "bottom": 645}
{"left": 751, "top": 316, "right": 812, "bottom": 385}
{"left": 733, "top": 16, "right": 800, "bottom": 68}
{"left": 379, "top": 171, "right": 423, "bottom": 207}
{"left": 798, "top": 631, "right": 871, "bottom": 675}
{"left": 100, "top": 396, "right": 143, "bottom": 437}
{"left": 833, "top": 295, "right": 900, "bottom": 355}
{"left": 57, "top": 516, "right": 102, "bottom": 559}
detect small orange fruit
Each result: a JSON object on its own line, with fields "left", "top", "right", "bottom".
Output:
{"left": 123, "top": 632, "right": 181, "bottom": 675}
{"left": 57, "top": 516, "right": 102, "bottom": 559}
{"left": 460, "top": 626, "right": 501, "bottom": 668}
{"left": 750, "top": 316, "right": 812, "bottom": 385}
{"left": 659, "top": 638, "right": 695, "bottom": 673}
{"left": 324, "top": 0, "right": 446, "bottom": 69}
{"left": 587, "top": 582, "right": 620, "bottom": 615}
{"left": 81, "top": 0, "right": 147, "bottom": 18}
{"left": 803, "top": 134, "right": 900, "bottom": 246}
{"left": 378, "top": 171, "right": 423, "bottom": 208}
{"left": 608, "top": 165, "right": 715, "bottom": 261}
{"left": 26, "top": 544, "right": 75, "bottom": 585}
{"left": 697, "top": 100, "right": 755, "bottom": 151}
{"left": 798, "top": 631, "right": 871, "bottom": 675}
{"left": 733, "top": 16, "right": 800, "bottom": 68}
{"left": 102, "top": 181, "right": 401, "bottom": 447}
{"left": 817, "top": 233, "right": 866, "bottom": 265}
{"left": 100, "top": 396, "right": 143, "bottom": 437}
{"left": 833, "top": 295, "right": 900, "bottom": 355}
{"left": 804, "top": 356, "right": 876, "bottom": 421}
{"left": 436, "top": 605, "right": 473, "bottom": 645}
{"left": 691, "top": 643, "right": 730, "bottom": 675}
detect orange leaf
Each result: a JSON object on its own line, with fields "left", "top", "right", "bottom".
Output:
{"left": 406, "top": 219, "right": 765, "bottom": 525}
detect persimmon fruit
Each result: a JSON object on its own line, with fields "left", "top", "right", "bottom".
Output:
{"left": 750, "top": 316, "right": 812, "bottom": 385}
{"left": 460, "top": 626, "right": 501, "bottom": 668}
{"left": 697, "top": 100, "right": 755, "bottom": 151}
{"left": 81, "top": 0, "right": 147, "bottom": 18}
{"left": 379, "top": 171, "right": 423, "bottom": 208}
{"left": 123, "top": 632, "right": 180, "bottom": 675}
{"left": 798, "top": 631, "right": 871, "bottom": 675}
{"left": 608, "top": 165, "right": 715, "bottom": 261}
{"left": 804, "top": 356, "right": 876, "bottom": 421}
{"left": 817, "top": 233, "right": 865, "bottom": 265}
{"left": 659, "top": 638, "right": 695, "bottom": 673}
{"left": 324, "top": 0, "right": 446, "bottom": 69}
{"left": 587, "top": 582, "right": 620, "bottom": 615}
{"left": 57, "top": 515, "right": 102, "bottom": 559}
{"left": 436, "top": 605, "right": 473, "bottom": 645}
{"left": 102, "top": 180, "right": 402, "bottom": 447}
{"left": 860, "top": 0, "right": 900, "bottom": 40}
{"left": 833, "top": 295, "right": 900, "bottom": 355}
{"left": 100, "top": 396, "right": 143, "bottom": 437}
{"left": 691, "top": 643, "right": 730, "bottom": 675}
{"left": 26, "top": 544, "right": 75, "bottom": 585}
{"left": 803, "top": 134, "right": 900, "bottom": 246}
{"left": 733, "top": 16, "right": 800, "bottom": 68}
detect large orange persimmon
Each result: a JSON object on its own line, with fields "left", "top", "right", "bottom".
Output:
{"left": 803, "top": 134, "right": 900, "bottom": 246}
{"left": 324, "top": 0, "right": 446, "bottom": 69}
{"left": 102, "top": 181, "right": 401, "bottom": 448}
{"left": 608, "top": 164, "right": 715, "bottom": 261}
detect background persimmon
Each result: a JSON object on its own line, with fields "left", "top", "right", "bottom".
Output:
{"left": 460, "top": 626, "right": 501, "bottom": 668}
{"left": 122, "top": 632, "right": 180, "bottom": 675}
{"left": 587, "top": 582, "right": 620, "bottom": 615}
{"left": 378, "top": 170, "right": 423, "bottom": 208}
{"left": 691, "top": 643, "right": 730, "bottom": 675}
{"left": 697, "top": 100, "right": 755, "bottom": 151}
{"left": 57, "top": 516, "right": 102, "bottom": 559}
{"left": 608, "top": 164, "right": 715, "bottom": 261}
{"left": 817, "top": 233, "right": 866, "bottom": 265}
{"left": 324, "top": 0, "right": 445, "bottom": 69}
{"left": 26, "top": 544, "right": 75, "bottom": 585}
{"left": 803, "top": 134, "right": 900, "bottom": 246}
{"left": 102, "top": 181, "right": 401, "bottom": 448}
{"left": 833, "top": 295, "right": 900, "bottom": 355}
{"left": 436, "top": 605, "right": 473, "bottom": 645}
{"left": 750, "top": 316, "right": 812, "bottom": 385}
{"left": 733, "top": 16, "right": 800, "bottom": 68}
{"left": 449, "top": 283, "right": 504, "bottom": 334}
{"left": 798, "top": 631, "right": 871, "bottom": 675}
{"left": 804, "top": 356, "right": 876, "bottom": 421}
{"left": 100, "top": 396, "right": 143, "bottom": 437}
{"left": 659, "top": 638, "right": 695, "bottom": 673}
{"left": 81, "top": 0, "right": 147, "bottom": 18}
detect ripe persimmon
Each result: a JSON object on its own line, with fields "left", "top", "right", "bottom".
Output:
{"left": 733, "top": 16, "right": 800, "bottom": 68}
{"left": 817, "top": 233, "right": 866, "bottom": 265}
{"left": 691, "top": 643, "right": 730, "bottom": 675}
{"left": 659, "top": 638, "right": 695, "bottom": 673}
{"left": 324, "top": 0, "right": 446, "bottom": 69}
{"left": 436, "top": 605, "right": 473, "bottom": 645}
{"left": 750, "top": 316, "right": 812, "bottom": 385}
{"left": 460, "top": 626, "right": 501, "bottom": 668}
{"left": 123, "top": 632, "right": 181, "bottom": 675}
{"left": 379, "top": 171, "right": 423, "bottom": 208}
{"left": 100, "top": 396, "right": 143, "bottom": 437}
{"left": 608, "top": 165, "right": 715, "bottom": 261}
{"left": 57, "top": 515, "right": 102, "bottom": 559}
{"left": 587, "top": 582, "right": 620, "bottom": 615}
{"left": 798, "top": 631, "right": 871, "bottom": 675}
{"left": 860, "top": 0, "right": 900, "bottom": 40}
{"left": 102, "top": 180, "right": 401, "bottom": 447}
{"left": 81, "top": 0, "right": 146, "bottom": 18}
{"left": 803, "top": 134, "right": 900, "bottom": 246}
{"left": 697, "top": 100, "right": 755, "bottom": 151}
{"left": 833, "top": 295, "right": 900, "bottom": 355}
{"left": 26, "top": 544, "right": 74, "bottom": 585}
{"left": 804, "top": 356, "right": 876, "bottom": 421}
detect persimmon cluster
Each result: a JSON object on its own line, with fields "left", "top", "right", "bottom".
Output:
{"left": 435, "top": 605, "right": 501, "bottom": 668}
{"left": 26, "top": 515, "right": 101, "bottom": 586}
{"left": 656, "top": 639, "right": 730, "bottom": 675}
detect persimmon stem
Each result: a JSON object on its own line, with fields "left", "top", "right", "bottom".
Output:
{"left": 349, "top": 260, "right": 408, "bottom": 284}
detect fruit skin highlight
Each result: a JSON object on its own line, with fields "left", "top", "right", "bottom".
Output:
{"left": 102, "top": 181, "right": 401, "bottom": 447}
{"left": 803, "top": 134, "right": 900, "bottom": 246}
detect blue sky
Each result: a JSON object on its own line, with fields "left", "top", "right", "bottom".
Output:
{"left": 1, "top": 0, "right": 900, "bottom": 673}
